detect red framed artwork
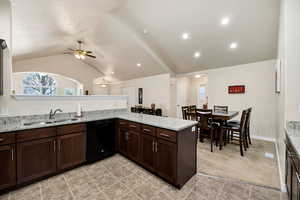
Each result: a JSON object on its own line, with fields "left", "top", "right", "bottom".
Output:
{"left": 228, "top": 85, "right": 245, "bottom": 94}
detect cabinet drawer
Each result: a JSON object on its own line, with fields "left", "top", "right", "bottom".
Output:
{"left": 0, "top": 133, "right": 16, "bottom": 145}
{"left": 17, "top": 127, "right": 56, "bottom": 143}
{"left": 142, "top": 125, "right": 156, "bottom": 136}
{"left": 157, "top": 128, "right": 177, "bottom": 143}
{"left": 129, "top": 122, "right": 141, "bottom": 132}
{"left": 57, "top": 123, "right": 86, "bottom": 136}
{"left": 119, "top": 120, "right": 128, "bottom": 128}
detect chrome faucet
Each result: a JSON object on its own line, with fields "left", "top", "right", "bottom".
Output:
{"left": 49, "top": 109, "right": 63, "bottom": 120}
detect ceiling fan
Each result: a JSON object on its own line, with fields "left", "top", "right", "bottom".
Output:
{"left": 65, "top": 41, "right": 96, "bottom": 60}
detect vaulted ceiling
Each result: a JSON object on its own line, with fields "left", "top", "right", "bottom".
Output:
{"left": 11, "top": 0, "right": 280, "bottom": 81}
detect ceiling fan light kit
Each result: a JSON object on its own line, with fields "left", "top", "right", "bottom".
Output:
{"left": 66, "top": 41, "right": 96, "bottom": 60}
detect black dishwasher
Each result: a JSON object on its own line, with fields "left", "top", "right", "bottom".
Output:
{"left": 86, "top": 120, "right": 116, "bottom": 164}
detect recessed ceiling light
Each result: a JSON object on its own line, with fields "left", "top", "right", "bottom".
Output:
{"left": 195, "top": 75, "right": 201, "bottom": 78}
{"left": 181, "top": 32, "right": 190, "bottom": 40}
{"left": 221, "top": 17, "right": 230, "bottom": 25}
{"left": 194, "top": 51, "right": 201, "bottom": 58}
{"left": 230, "top": 42, "right": 238, "bottom": 49}
{"left": 143, "top": 29, "right": 148, "bottom": 35}
{"left": 136, "top": 63, "right": 142, "bottom": 67}
{"left": 111, "top": 72, "right": 114, "bottom": 75}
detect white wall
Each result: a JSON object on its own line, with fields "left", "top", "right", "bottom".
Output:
{"left": 285, "top": 0, "right": 300, "bottom": 121}
{"left": 110, "top": 74, "right": 171, "bottom": 116}
{"left": 206, "top": 60, "right": 278, "bottom": 140}
{"left": 0, "top": 1, "right": 127, "bottom": 116}
{"left": 276, "top": 0, "right": 300, "bottom": 191}
{"left": 177, "top": 60, "right": 278, "bottom": 140}
{"left": 13, "top": 55, "right": 102, "bottom": 94}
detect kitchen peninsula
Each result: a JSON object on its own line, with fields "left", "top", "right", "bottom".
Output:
{"left": 0, "top": 109, "right": 197, "bottom": 193}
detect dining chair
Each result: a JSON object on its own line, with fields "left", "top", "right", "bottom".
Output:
{"left": 189, "top": 105, "right": 197, "bottom": 112}
{"left": 181, "top": 106, "right": 189, "bottom": 120}
{"left": 220, "top": 109, "right": 248, "bottom": 156}
{"left": 228, "top": 107, "right": 252, "bottom": 147}
{"left": 213, "top": 105, "right": 228, "bottom": 114}
{"left": 197, "top": 109, "right": 218, "bottom": 152}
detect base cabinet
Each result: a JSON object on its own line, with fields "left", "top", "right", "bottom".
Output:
{"left": 127, "top": 131, "right": 140, "bottom": 162}
{"left": 286, "top": 135, "right": 300, "bottom": 200}
{"left": 17, "top": 137, "right": 56, "bottom": 184}
{"left": 0, "top": 144, "right": 16, "bottom": 190}
{"left": 118, "top": 120, "right": 196, "bottom": 188}
{"left": 156, "top": 139, "right": 177, "bottom": 183}
{"left": 140, "top": 134, "right": 156, "bottom": 172}
{"left": 57, "top": 132, "right": 86, "bottom": 171}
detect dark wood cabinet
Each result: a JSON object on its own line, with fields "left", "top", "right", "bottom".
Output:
{"left": 118, "top": 120, "right": 196, "bottom": 188}
{"left": 119, "top": 128, "right": 128, "bottom": 155}
{"left": 17, "top": 137, "right": 56, "bottom": 184}
{"left": 156, "top": 139, "right": 177, "bottom": 183}
{"left": 286, "top": 135, "right": 300, "bottom": 200}
{"left": 0, "top": 144, "right": 16, "bottom": 190}
{"left": 140, "top": 133, "right": 156, "bottom": 172}
{"left": 57, "top": 132, "right": 86, "bottom": 171}
{"left": 127, "top": 131, "right": 140, "bottom": 162}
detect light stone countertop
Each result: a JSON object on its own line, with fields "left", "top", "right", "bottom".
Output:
{"left": 0, "top": 109, "right": 197, "bottom": 133}
{"left": 286, "top": 121, "right": 300, "bottom": 156}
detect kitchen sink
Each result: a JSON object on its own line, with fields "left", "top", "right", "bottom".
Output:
{"left": 23, "top": 118, "right": 80, "bottom": 126}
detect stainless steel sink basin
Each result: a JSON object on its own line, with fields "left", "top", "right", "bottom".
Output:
{"left": 23, "top": 118, "right": 80, "bottom": 126}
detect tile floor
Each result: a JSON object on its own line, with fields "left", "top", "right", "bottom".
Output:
{"left": 0, "top": 153, "right": 286, "bottom": 200}
{"left": 197, "top": 139, "right": 281, "bottom": 189}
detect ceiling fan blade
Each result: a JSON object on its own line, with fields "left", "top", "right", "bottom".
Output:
{"left": 67, "top": 48, "right": 76, "bottom": 51}
{"left": 86, "top": 54, "right": 96, "bottom": 58}
{"left": 86, "top": 51, "right": 93, "bottom": 54}
{"left": 63, "top": 52, "right": 73, "bottom": 55}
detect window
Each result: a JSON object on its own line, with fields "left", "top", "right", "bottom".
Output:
{"left": 197, "top": 85, "right": 207, "bottom": 106}
{"left": 22, "top": 72, "right": 56, "bottom": 95}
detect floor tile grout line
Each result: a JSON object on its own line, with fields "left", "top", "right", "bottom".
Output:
{"left": 62, "top": 174, "right": 75, "bottom": 199}
{"left": 39, "top": 183, "right": 43, "bottom": 200}
{"left": 197, "top": 171, "right": 281, "bottom": 192}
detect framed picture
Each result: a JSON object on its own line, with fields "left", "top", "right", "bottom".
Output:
{"left": 275, "top": 59, "right": 282, "bottom": 93}
{"left": 138, "top": 88, "right": 143, "bottom": 104}
{"left": 228, "top": 85, "right": 245, "bottom": 94}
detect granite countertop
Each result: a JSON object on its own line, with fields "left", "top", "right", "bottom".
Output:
{"left": 0, "top": 109, "right": 197, "bottom": 133}
{"left": 286, "top": 121, "right": 300, "bottom": 155}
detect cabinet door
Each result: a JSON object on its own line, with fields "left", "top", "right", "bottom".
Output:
{"left": 17, "top": 138, "right": 56, "bottom": 184}
{"left": 0, "top": 144, "right": 16, "bottom": 190}
{"left": 127, "top": 131, "right": 140, "bottom": 162}
{"left": 156, "top": 139, "right": 177, "bottom": 183}
{"left": 119, "top": 128, "right": 128, "bottom": 156}
{"left": 291, "top": 162, "right": 300, "bottom": 200}
{"left": 140, "top": 134, "right": 156, "bottom": 172}
{"left": 57, "top": 132, "right": 86, "bottom": 171}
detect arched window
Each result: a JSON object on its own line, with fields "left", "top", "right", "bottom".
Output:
{"left": 22, "top": 72, "right": 56, "bottom": 95}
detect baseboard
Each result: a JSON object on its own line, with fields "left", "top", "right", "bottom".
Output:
{"left": 251, "top": 135, "right": 276, "bottom": 142}
{"left": 274, "top": 140, "right": 287, "bottom": 192}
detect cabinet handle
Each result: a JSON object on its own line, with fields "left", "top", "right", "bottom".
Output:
{"left": 143, "top": 129, "right": 151, "bottom": 132}
{"left": 0, "top": 138, "right": 4, "bottom": 142}
{"left": 296, "top": 172, "right": 300, "bottom": 184}
{"left": 130, "top": 125, "right": 137, "bottom": 128}
{"left": 11, "top": 148, "right": 14, "bottom": 161}
{"left": 160, "top": 133, "right": 170, "bottom": 138}
{"left": 54, "top": 140, "right": 56, "bottom": 152}
{"left": 120, "top": 122, "right": 126, "bottom": 125}
{"left": 155, "top": 142, "right": 158, "bottom": 152}
{"left": 125, "top": 132, "right": 129, "bottom": 141}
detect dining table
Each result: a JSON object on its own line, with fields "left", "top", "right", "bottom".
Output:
{"left": 186, "top": 110, "right": 239, "bottom": 121}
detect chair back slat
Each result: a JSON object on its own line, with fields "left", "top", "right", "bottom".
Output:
{"left": 181, "top": 106, "right": 189, "bottom": 120}
{"left": 197, "top": 109, "right": 212, "bottom": 130}
{"left": 213, "top": 105, "right": 228, "bottom": 114}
